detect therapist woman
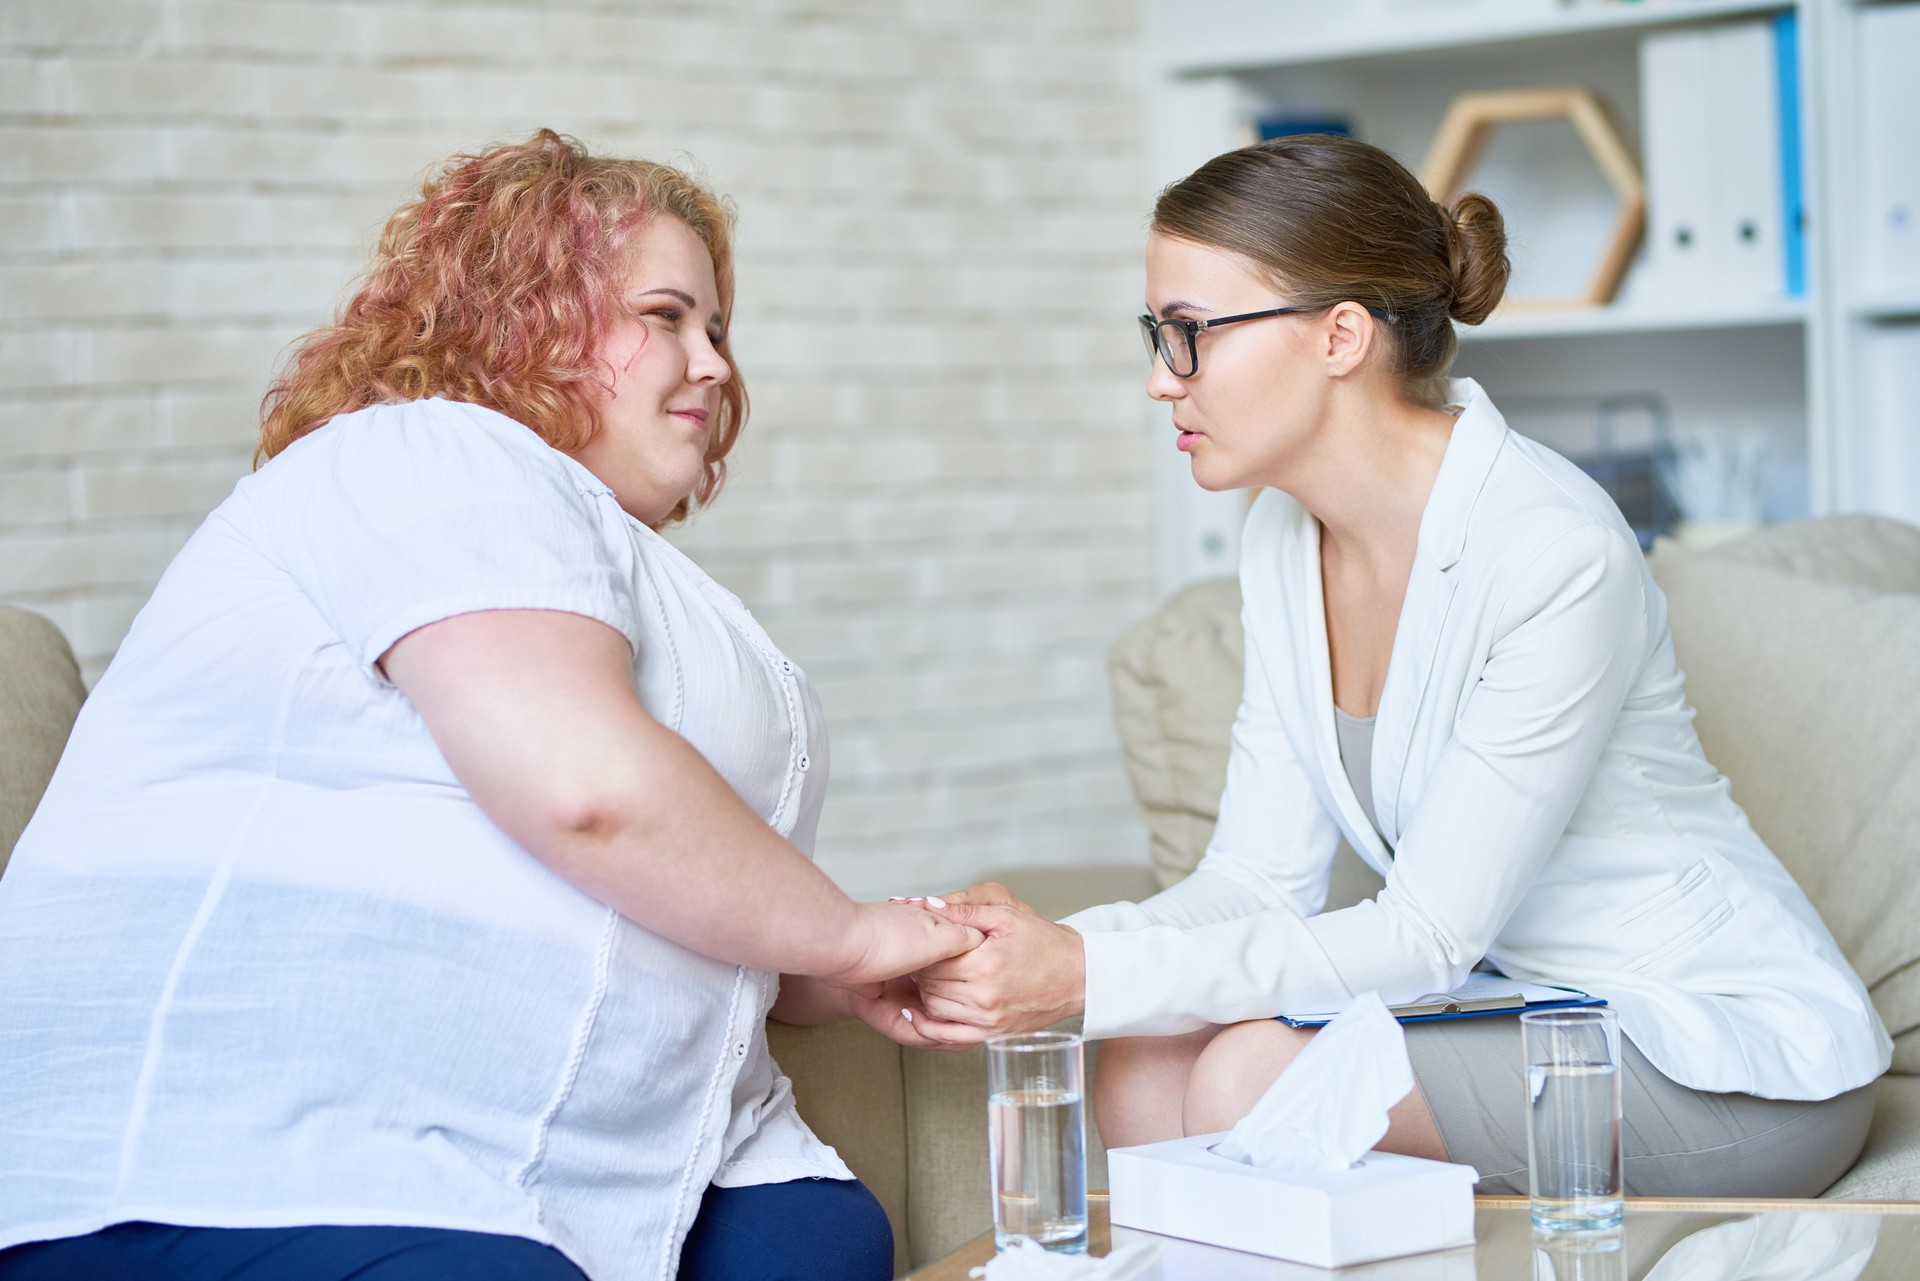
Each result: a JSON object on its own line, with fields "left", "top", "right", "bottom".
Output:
{"left": 905, "top": 134, "right": 1891, "bottom": 1196}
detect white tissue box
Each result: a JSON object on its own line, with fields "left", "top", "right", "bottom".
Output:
{"left": 1107, "top": 1133, "right": 1477, "bottom": 1269}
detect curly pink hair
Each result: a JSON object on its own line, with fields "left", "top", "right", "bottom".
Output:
{"left": 259, "top": 129, "right": 746, "bottom": 526}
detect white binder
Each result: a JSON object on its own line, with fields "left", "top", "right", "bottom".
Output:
{"left": 1709, "top": 21, "right": 1784, "bottom": 301}
{"left": 1860, "top": 3, "right": 1920, "bottom": 295}
{"left": 1639, "top": 20, "right": 1787, "bottom": 304}
{"left": 1639, "top": 28, "right": 1718, "bottom": 300}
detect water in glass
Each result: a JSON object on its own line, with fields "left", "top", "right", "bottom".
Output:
{"left": 1527, "top": 1060, "right": 1624, "bottom": 1231}
{"left": 988, "top": 1087, "right": 1088, "bottom": 1252}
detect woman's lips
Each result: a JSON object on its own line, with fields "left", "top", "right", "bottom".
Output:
{"left": 669, "top": 409, "right": 709, "bottom": 431}
{"left": 1177, "top": 430, "right": 1202, "bottom": 452}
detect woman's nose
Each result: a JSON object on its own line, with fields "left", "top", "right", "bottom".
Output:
{"left": 688, "top": 339, "right": 731, "bottom": 387}
{"left": 1146, "top": 355, "right": 1184, "bottom": 402}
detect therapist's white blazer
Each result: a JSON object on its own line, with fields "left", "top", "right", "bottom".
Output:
{"left": 1065, "top": 379, "right": 1889, "bottom": 1102}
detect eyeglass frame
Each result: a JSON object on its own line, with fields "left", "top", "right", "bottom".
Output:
{"left": 1139, "top": 302, "right": 1397, "bottom": 379}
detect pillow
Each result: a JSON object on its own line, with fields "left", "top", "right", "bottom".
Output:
{"left": 1681, "top": 513, "right": 1920, "bottom": 593}
{"left": 0, "top": 606, "right": 86, "bottom": 877}
{"left": 1107, "top": 578, "right": 1243, "bottom": 891}
{"left": 1106, "top": 578, "right": 1383, "bottom": 911}
{"left": 1648, "top": 538, "right": 1920, "bottom": 1072}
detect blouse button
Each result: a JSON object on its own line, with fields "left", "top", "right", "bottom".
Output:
{"left": 733, "top": 1041, "right": 749, "bottom": 1059}
{"left": 779, "top": 659, "right": 795, "bottom": 676}
{"left": 797, "top": 753, "right": 811, "bottom": 772}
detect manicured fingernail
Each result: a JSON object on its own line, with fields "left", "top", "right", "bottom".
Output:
{"left": 926, "top": 895, "right": 948, "bottom": 909}
{"left": 900, "top": 1008, "right": 914, "bottom": 1022}
{"left": 887, "top": 897, "right": 909, "bottom": 903}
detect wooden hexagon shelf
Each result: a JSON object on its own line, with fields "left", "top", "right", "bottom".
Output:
{"left": 1420, "top": 87, "right": 1646, "bottom": 313}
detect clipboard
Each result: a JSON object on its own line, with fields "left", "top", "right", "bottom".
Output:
{"left": 1275, "top": 975, "right": 1606, "bottom": 1029}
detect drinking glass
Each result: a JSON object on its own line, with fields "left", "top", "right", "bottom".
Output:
{"left": 986, "top": 1031, "right": 1088, "bottom": 1253}
{"left": 1522, "top": 1007, "right": 1624, "bottom": 1233}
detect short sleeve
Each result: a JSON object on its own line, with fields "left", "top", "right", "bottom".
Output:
{"left": 247, "top": 399, "right": 645, "bottom": 682}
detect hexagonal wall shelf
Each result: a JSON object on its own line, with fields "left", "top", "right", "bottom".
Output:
{"left": 1420, "top": 87, "right": 1646, "bottom": 313}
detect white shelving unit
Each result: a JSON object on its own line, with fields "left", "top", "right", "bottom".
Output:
{"left": 1142, "top": 0, "right": 1919, "bottom": 589}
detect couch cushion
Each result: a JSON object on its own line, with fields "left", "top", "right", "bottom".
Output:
{"left": 1647, "top": 540, "right": 1920, "bottom": 1073}
{"left": 1824, "top": 1075, "right": 1920, "bottom": 1200}
{"left": 0, "top": 606, "right": 86, "bottom": 877}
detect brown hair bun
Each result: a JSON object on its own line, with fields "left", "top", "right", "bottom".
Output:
{"left": 1442, "top": 192, "right": 1510, "bottom": 326}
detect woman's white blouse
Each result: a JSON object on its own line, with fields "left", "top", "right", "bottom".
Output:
{"left": 1065, "top": 379, "right": 1891, "bottom": 1103}
{"left": 0, "top": 399, "right": 849, "bottom": 1280}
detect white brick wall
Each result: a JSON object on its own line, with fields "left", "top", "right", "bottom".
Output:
{"left": 0, "top": 0, "right": 1156, "bottom": 897}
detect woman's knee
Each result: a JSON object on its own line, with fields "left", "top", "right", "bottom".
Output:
{"left": 1182, "top": 1019, "right": 1315, "bottom": 1136}
{"left": 1093, "top": 1028, "right": 1216, "bottom": 1149}
{"left": 677, "top": 1178, "right": 891, "bottom": 1281}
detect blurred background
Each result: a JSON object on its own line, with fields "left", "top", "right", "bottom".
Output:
{"left": 3, "top": 0, "right": 1915, "bottom": 898}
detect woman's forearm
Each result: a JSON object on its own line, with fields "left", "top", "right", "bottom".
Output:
{"left": 383, "top": 609, "right": 971, "bottom": 982}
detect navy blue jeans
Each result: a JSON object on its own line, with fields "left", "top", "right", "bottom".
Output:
{"left": 0, "top": 1177, "right": 893, "bottom": 1281}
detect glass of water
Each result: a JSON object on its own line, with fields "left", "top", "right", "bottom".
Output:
{"left": 1522, "top": 1007, "right": 1624, "bottom": 1233}
{"left": 986, "top": 1031, "right": 1088, "bottom": 1254}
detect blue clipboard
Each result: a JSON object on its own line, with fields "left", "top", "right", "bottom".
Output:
{"left": 1274, "top": 987, "right": 1606, "bottom": 1029}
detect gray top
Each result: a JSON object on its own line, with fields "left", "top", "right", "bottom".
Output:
{"left": 1334, "top": 706, "right": 1389, "bottom": 848}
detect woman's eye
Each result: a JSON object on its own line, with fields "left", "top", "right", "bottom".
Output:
{"left": 708, "top": 330, "right": 726, "bottom": 348}
{"left": 648, "top": 308, "right": 683, "bottom": 324}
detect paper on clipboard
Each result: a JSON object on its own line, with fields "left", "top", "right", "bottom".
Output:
{"left": 1276, "top": 974, "right": 1602, "bottom": 1028}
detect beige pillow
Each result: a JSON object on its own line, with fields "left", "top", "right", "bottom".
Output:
{"left": 1689, "top": 513, "right": 1920, "bottom": 593}
{"left": 1648, "top": 540, "right": 1920, "bottom": 1073}
{"left": 0, "top": 606, "right": 86, "bottom": 877}
{"left": 1107, "top": 578, "right": 1243, "bottom": 891}
{"left": 1106, "top": 578, "right": 1383, "bottom": 910}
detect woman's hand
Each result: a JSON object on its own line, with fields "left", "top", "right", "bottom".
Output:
{"left": 841, "top": 976, "right": 979, "bottom": 1053}
{"left": 906, "top": 900, "right": 1088, "bottom": 1043}
{"left": 831, "top": 900, "right": 984, "bottom": 989}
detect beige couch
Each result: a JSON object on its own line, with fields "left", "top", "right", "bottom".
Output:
{"left": 3, "top": 515, "right": 1916, "bottom": 1275}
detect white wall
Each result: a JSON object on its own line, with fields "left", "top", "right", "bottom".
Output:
{"left": 0, "top": 0, "right": 1158, "bottom": 896}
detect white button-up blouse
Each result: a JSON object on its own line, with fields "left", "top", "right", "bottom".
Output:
{"left": 0, "top": 398, "right": 850, "bottom": 1281}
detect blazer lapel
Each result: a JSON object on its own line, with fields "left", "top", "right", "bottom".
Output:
{"left": 1373, "top": 378, "right": 1508, "bottom": 845}
{"left": 1299, "top": 513, "right": 1396, "bottom": 874}
{"left": 1372, "top": 560, "right": 1456, "bottom": 845}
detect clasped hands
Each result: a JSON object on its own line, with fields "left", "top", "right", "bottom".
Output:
{"left": 845, "top": 882, "right": 1086, "bottom": 1052}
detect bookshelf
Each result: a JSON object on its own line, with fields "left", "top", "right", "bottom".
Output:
{"left": 1143, "top": 0, "right": 1919, "bottom": 588}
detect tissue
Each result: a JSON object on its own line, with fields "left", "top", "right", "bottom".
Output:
{"left": 1210, "top": 990, "right": 1414, "bottom": 1173}
{"left": 968, "top": 1238, "right": 1161, "bottom": 1280}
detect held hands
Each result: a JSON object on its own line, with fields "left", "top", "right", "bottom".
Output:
{"left": 816, "top": 900, "right": 983, "bottom": 1052}
{"left": 886, "top": 882, "right": 1088, "bottom": 1046}
{"left": 834, "top": 899, "right": 983, "bottom": 989}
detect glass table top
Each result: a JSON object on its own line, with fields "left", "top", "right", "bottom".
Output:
{"left": 908, "top": 1195, "right": 1920, "bottom": 1280}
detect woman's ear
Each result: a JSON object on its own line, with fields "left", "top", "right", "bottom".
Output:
{"left": 1321, "top": 301, "right": 1379, "bottom": 378}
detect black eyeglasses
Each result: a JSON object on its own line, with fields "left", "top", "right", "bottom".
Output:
{"left": 1139, "top": 304, "right": 1397, "bottom": 378}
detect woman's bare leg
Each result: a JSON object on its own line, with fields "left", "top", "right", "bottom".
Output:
{"left": 1179, "top": 1019, "right": 1449, "bottom": 1160}
{"left": 1092, "top": 1026, "right": 1223, "bottom": 1149}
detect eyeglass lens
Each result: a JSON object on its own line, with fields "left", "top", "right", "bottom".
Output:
{"left": 1140, "top": 319, "right": 1195, "bottom": 377}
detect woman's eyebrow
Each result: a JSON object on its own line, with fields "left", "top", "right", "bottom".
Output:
{"left": 635, "top": 287, "right": 723, "bottom": 327}
{"left": 1156, "top": 299, "right": 1208, "bottom": 318}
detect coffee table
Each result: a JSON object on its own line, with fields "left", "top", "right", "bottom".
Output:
{"left": 906, "top": 1194, "right": 1920, "bottom": 1278}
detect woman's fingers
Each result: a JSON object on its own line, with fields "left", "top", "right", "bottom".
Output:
{"left": 900, "top": 1010, "right": 994, "bottom": 1048}
{"left": 838, "top": 902, "right": 983, "bottom": 986}
{"left": 887, "top": 882, "right": 1031, "bottom": 914}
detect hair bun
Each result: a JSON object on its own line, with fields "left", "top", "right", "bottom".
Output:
{"left": 1441, "top": 192, "right": 1510, "bottom": 325}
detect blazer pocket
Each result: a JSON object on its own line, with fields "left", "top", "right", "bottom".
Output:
{"left": 1626, "top": 900, "right": 1737, "bottom": 974}
{"left": 1614, "top": 862, "right": 1712, "bottom": 931}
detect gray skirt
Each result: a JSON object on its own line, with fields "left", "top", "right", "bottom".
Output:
{"left": 1402, "top": 1016, "right": 1877, "bottom": 1197}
